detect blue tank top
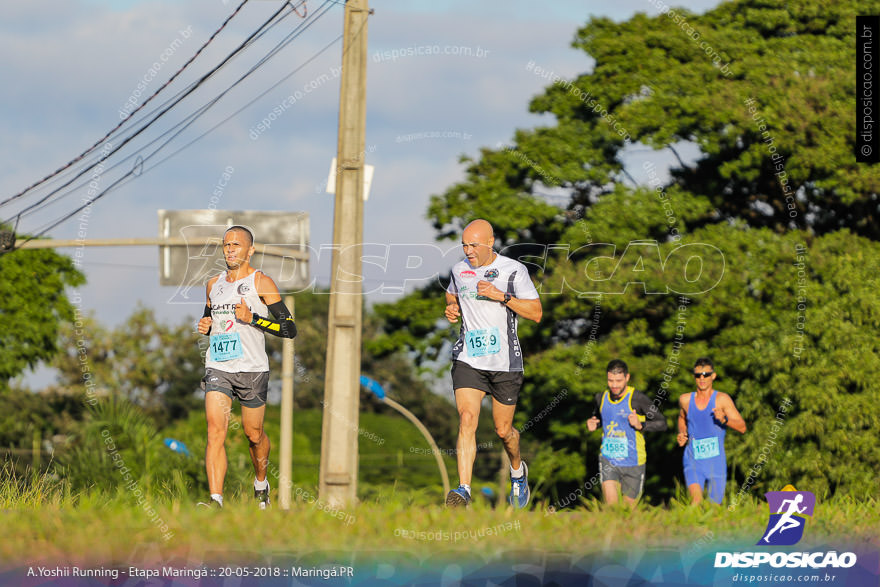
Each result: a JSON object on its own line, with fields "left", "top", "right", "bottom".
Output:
{"left": 684, "top": 390, "right": 726, "bottom": 468}
{"left": 600, "top": 386, "right": 645, "bottom": 467}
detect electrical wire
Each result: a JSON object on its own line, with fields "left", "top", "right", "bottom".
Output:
{"left": 3, "top": 1, "right": 303, "bottom": 223}
{"left": 13, "top": 0, "right": 342, "bottom": 248}
{"left": 5, "top": 1, "right": 311, "bottom": 223}
{"left": 15, "top": 0, "right": 337, "bottom": 231}
{"left": 0, "top": 0, "right": 264, "bottom": 210}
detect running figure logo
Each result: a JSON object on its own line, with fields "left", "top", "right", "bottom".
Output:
{"left": 758, "top": 485, "right": 815, "bottom": 546}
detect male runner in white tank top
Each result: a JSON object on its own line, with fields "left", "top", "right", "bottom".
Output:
{"left": 196, "top": 226, "right": 297, "bottom": 509}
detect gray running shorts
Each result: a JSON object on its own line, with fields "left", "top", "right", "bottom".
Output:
{"left": 598, "top": 456, "right": 645, "bottom": 499}
{"left": 201, "top": 368, "right": 269, "bottom": 408}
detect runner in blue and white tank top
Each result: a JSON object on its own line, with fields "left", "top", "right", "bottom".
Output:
{"left": 443, "top": 219, "right": 542, "bottom": 509}
{"left": 196, "top": 226, "right": 297, "bottom": 510}
{"left": 677, "top": 357, "right": 747, "bottom": 505}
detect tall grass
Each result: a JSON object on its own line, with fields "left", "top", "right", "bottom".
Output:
{"left": 4, "top": 397, "right": 876, "bottom": 563}
{"left": 1, "top": 475, "right": 877, "bottom": 564}
{"left": 0, "top": 462, "right": 76, "bottom": 509}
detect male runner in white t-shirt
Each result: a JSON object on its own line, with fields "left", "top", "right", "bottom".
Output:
{"left": 196, "top": 226, "right": 296, "bottom": 509}
{"left": 444, "top": 219, "right": 542, "bottom": 508}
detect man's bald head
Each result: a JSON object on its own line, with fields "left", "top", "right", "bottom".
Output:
{"left": 461, "top": 219, "right": 496, "bottom": 267}
{"left": 462, "top": 219, "right": 494, "bottom": 243}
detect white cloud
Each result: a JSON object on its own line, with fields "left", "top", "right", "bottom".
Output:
{"left": 3, "top": 0, "right": 721, "bottom": 388}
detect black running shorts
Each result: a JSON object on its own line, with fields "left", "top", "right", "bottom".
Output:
{"left": 451, "top": 360, "right": 523, "bottom": 406}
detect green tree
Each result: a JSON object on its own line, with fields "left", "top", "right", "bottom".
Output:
{"left": 373, "top": 0, "right": 880, "bottom": 503}
{"left": 57, "top": 397, "right": 200, "bottom": 495}
{"left": 0, "top": 241, "right": 84, "bottom": 385}
{"left": 0, "top": 385, "right": 89, "bottom": 475}
{"left": 52, "top": 306, "right": 204, "bottom": 426}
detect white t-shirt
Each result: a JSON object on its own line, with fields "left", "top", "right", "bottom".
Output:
{"left": 447, "top": 254, "right": 539, "bottom": 372}
{"left": 205, "top": 270, "right": 270, "bottom": 373}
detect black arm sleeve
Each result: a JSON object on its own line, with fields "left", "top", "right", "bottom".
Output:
{"left": 592, "top": 392, "right": 602, "bottom": 421}
{"left": 250, "top": 300, "right": 297, "bottom": 339}
{"left": 632, "top": 391, "right": 668, "bottom": 432}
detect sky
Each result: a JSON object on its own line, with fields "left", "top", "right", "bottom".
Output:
{"left": 1, "top": 0, "right": 723, "bottom": 387}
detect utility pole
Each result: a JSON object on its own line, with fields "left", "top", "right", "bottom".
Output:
{"left": 319, "top": 0, "right": 369, "bottom": 507}
{"left": 278, "top": 295, "right": 295, "bottom": 509}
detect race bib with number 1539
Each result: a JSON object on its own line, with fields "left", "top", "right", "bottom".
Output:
{"left": 465, "top": 327, "right": 501, "bottom": 357}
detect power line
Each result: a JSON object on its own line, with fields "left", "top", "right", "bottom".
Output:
{"left": 12, "top": 0, "right": 341, "bottom": 248}
{"left": 10, "top": 3, "right": 304, "bottom": 224}
{"left": 3, "top": 0, "right": 304, "bottom": 223}
{"left": 0, "top": 0, "right": 267, "bottom": 210}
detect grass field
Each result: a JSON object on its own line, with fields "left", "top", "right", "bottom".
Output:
{"left": 2, "top": 471, "right": 878, "bottom": 566}
{"left": 2, "top": 404, "right": 878, "bottom": 583}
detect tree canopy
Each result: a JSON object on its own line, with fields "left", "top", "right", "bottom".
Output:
{"left": 0, "top": 239, "right": 84, "bottom": 385}
{"left": 373, "top": 0, "right": 880, "bottom": 502}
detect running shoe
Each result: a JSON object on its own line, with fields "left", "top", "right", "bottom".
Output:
{"left": 445, "top": 485, "right": 471, "bottom": 507}
{"left": 508, "top": 461, "right": 530, "bottom": 508}
{"left": 255, "top": 484, "right": 270, "bottom": 510}
{"left": 196, "top": 497, "right": 222, "bottom": 509}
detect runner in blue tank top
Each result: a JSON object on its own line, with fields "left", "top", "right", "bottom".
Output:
{"left": 677, "top": 357, "right": 747, "bottom": 504}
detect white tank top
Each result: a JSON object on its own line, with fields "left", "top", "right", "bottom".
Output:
{"left": 205, "top": 270, "right": 270, "bottom": 373}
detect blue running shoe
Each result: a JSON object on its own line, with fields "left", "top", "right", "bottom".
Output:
{"left": 445, "top": 485, "right": 472, "bottom": 507}
{"left": 508, "top": 461, "right": 530, "bottom": 508}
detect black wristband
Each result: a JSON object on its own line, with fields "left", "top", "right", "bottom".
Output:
{"left": 202, "top": 305, "right": 212, "bottom": 318}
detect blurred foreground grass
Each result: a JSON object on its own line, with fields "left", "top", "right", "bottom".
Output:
{"left": 1, "top": 467, "right": 877, "bottom": 566}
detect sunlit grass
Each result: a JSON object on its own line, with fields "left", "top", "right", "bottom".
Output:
{"left": 1, "top": 470, "right": 877, "bottom": 565}
{"left": 0, "top": 462, "right": 78, "bottom": 509}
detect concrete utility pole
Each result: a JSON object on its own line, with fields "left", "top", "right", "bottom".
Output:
{"left": 278, "top": 295, "right": 295, "bottom": 509}
{"left": 319, "top": 0, "right": 370, "bottom": 507}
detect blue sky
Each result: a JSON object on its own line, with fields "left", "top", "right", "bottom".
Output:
{"left": 3, "top": 0, "right": 722, "bottom": 387}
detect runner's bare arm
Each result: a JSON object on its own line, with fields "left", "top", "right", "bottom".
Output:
{"left": 244, "top": 272, "right": 297, "bottom": 338}
{"left": 445, "top": 291, "right": 460, "bottom": 323}
{"left": 714, "top": 392, "right": 747, "bottom": 434}
{"left": 677, "top": 394, "right": 690, "bottom": 446}
{"left": 198, "top": 276, "right": 219, "bottom": 335}
{"left": 475, "top": 280, "right": 542, "bottom": 322}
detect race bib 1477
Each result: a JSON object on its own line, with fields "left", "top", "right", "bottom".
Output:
{"left": 210, "top": 332, "right": 243, "bottom": 362}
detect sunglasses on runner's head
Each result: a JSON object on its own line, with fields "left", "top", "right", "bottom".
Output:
{"left": 694, "top": 371, "right": 714, "bottom": 379}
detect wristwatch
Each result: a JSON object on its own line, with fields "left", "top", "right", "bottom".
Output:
{"left": 502, "top": 292, "right": 512, "bottom": 305}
